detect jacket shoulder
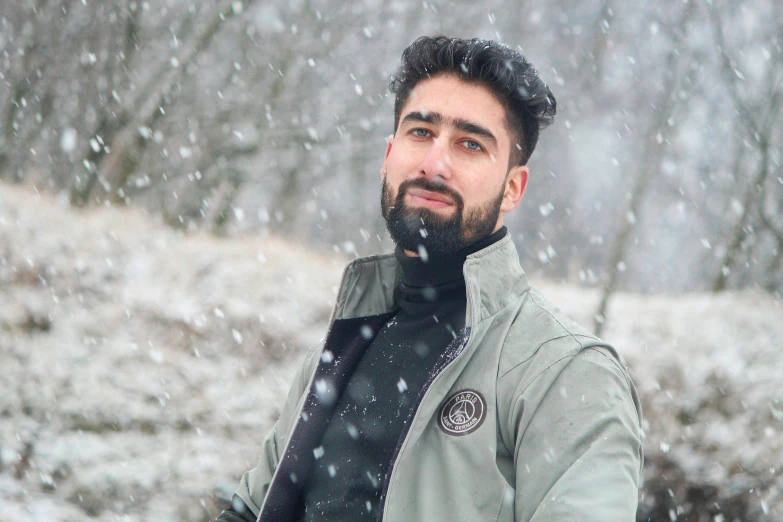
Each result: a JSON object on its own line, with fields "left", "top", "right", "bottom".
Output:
{"left": 498, "top": 287, "right": 606, "bottom": 382}
{"left": 495, "top": 288, "right": 642, "bottom": 460}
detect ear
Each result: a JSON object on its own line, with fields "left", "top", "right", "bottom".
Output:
{"left": 381, "top": 134, "right": 394, "bottom": 179}
{"left": 500, "top": 165, "right": 529, "bottom": 213}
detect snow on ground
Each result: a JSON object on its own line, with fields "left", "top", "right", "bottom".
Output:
{"left": 0, "top": 183, "right": 343, "bottom": 521}
{"left": 0, "top": 183, "right": 780, "bottom": 521}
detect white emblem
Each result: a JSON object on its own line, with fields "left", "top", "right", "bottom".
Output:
{"left": 438, "top": 389, "right": 486, "bottom": 436}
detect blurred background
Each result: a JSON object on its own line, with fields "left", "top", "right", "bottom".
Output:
{"left": 0, "top": 0, "right": 781, "bottom": 520}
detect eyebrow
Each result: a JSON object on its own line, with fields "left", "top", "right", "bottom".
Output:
{"left": 400, "top": 110, "right": 499, "bottom": 150}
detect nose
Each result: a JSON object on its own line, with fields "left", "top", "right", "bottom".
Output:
{"left": 418, "top": 137, "right": 452, "bottom": 181}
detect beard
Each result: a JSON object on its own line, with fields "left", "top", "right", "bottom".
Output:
{"left": 381, "top": 176, "right": 505, "bottom": 257}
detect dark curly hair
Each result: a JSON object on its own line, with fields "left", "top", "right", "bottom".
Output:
{"left": 389, "top": 35, "right": 556, "bottom": 166}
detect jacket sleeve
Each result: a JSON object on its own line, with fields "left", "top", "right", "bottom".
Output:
{"left": 215, "top": 342, "right": 322, "bottom": 521}
{"left": 512, "top": 346, "right": 644, "bottom": 522}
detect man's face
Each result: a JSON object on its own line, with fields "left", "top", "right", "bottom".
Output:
{"left": 381, "top": 74, "right": 528, "bottom": 256}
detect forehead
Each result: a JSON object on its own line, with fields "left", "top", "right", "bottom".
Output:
{"left": 399, "top": 74, "right": 509, "bottom": 138}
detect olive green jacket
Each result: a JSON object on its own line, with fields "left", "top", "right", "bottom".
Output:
{"left": 233, "top": 234, "right": 643, "bottom": 521}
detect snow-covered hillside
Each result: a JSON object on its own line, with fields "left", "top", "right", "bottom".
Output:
{"left": 0, "top": 183, "right": 780, "bottom": 521}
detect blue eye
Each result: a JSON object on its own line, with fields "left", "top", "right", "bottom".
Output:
{"left": 464, "top": 140, "right": 482, "bottom": 151}
{"left": 412, "top": 128, "right": 430, "bottom": 137}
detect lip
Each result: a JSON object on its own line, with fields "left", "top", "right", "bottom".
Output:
{"left": 406, "top": 188, "right": 454, "bottom": 208}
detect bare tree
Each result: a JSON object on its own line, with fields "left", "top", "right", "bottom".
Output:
{"left": 709, "top": 2, "right": 783, "bottom": 292}
{"left": 1, "top": 0, "right": 781, "bottom": 295}
{"left": 68, "top": 0, "right": 255, "bottom": 207}
{"left": 594, "top": 2, "right": 695, "bottom": 335}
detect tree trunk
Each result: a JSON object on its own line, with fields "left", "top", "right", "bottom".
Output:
{"left": 593, "top": 5, "right": 693, "bottom": 336}
{"left": 710, "top": 140, "right": 769, "bottom": 292}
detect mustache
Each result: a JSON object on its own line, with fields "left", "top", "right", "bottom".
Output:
{"left": 396, "top": 178, "right": 464, "bottom": 208}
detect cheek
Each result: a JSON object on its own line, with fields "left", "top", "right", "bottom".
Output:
{"left": 464, "top": 176, "right": 505, "bottom": 205}
{"left": 388, "top": 147, "right": 419, "bottom": 170}
{"left": 385, "top": 159, "right": 419, "bottom": 187}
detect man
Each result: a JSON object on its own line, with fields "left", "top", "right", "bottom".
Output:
{"left": 216, "top": 35, "right": 643, "bottom": 522}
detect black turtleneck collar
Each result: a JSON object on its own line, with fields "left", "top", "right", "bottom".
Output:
{"left": 394, "top": 226, "right": 508, "bottom": 288}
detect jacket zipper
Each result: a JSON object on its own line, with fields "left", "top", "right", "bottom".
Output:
{"left": 376, "top": 265, "right": 477, "bottom": 522}
{"left": 375, "top": 332, "right": 471, "bottom": 522}
{"left": 255, "top": 262, "right": 354, "bottom": 521}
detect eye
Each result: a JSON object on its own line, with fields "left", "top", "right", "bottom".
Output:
{"left": 463, "top": 139, "right": 483, "bottom": 152}
{"left": 411, "top": 128, "right": 431, "bottom": 137}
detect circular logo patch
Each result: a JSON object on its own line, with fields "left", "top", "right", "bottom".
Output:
{"left": 438, "top": 389, "right": 486, "bottom": 436}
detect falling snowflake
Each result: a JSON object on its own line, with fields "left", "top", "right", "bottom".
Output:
{"left": 360, "top": 325, "right": 374, "bottom": 340}
{"left": 60, "top": 128, "right": 77, "bottom": 152}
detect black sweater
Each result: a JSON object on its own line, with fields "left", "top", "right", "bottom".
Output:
{"left": 216, "top": 228, "right": 507, "bottom": 522}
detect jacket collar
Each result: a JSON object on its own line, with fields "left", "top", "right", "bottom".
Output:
{"left": 333, "top": 234, "right": 530, "bottom": 327}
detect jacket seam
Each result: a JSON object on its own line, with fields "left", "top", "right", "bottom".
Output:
{"left": 529, "top": 293, "right": 598, "bottom": 342}
{"left": 497, "top": 296, "right": 587, "bottom": 456}
{"left": 520, "top": 349, "right": 640, "bottom": 521}
{"left": 524, "top": 407, "right": 613, "bottom": 522}
{"left": 492, "top": 482, "right": 508, "bottom": 522}
{"left": 582, "top": 347, "right": 644, "bottom": 476}
{"left": 496, "top": 293, "right": 598, "bottom": 383}
{"left": 505, "top": 294, "right": 603, "bottom": 415}
{"left": 514, "top": 347, "right": 644, "bottom": 495}
{"left": 496, "top": 334, "right": 572, "bottom": 381}
{"left": 472, "top": 289, "right": 529, "bottom": 330}
{"left": 506, "top": 349, "right": 580, "bottom": 460}
{"left": 583, "top": 346, "right": 633, "bottom": 393}
{"left": 504, "top": 299, "right": 593, "bottom": 456}
{"left": 530, "top": 295, "right": 636, "bottom": 421}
